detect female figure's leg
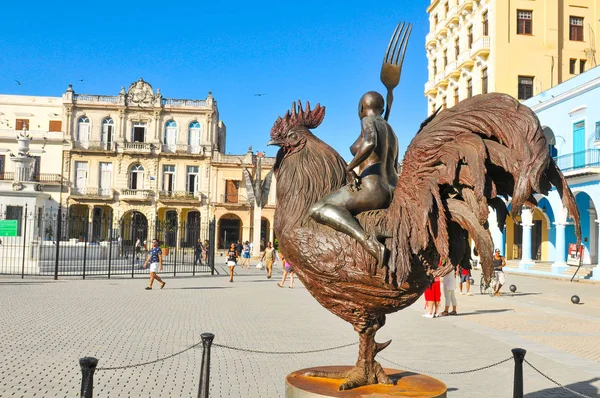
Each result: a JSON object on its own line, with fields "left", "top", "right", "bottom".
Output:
{"left": 229, "top": 265, "right": 234, "bottom": 282}
{"left": 278, "top": 270, "right": 288, "bottom": 287}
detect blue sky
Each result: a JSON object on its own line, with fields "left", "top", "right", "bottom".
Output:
{"left": 0, "top": 1, "right": 430, "bottom": 160}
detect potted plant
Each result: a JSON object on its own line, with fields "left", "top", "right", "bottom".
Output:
{"left": 160, "top": 243, "right": 170, "bottom": 256}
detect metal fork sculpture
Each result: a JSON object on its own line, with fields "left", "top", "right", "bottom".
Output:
{"left": 380, "top": 22, "right": 412, "bottom": 121}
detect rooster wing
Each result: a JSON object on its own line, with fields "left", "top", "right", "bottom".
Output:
{"left": 387, "top": 93, "right": 581, "bottom": 282}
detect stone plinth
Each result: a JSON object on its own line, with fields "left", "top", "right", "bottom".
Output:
{"left": 286, "top": 366, "right": 447, "bottom": 398}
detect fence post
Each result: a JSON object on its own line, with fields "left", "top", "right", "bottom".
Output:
{"left": 54, "top": 205, "right": 62, "bottom": 280}
{"left": 512, "top": 348, "right": 526, "bottom": 398}
{"left": 79, "top": 356, "right": 98, "bottom": 398}
{"left": 107, "top": 218, "right": 113, "bottom": 279}
{"left": 208, "top": 217, "right": 215, "bottom": 275}
{"left": 21, "top": 204, "right": 28, "bottom": 278}
{"left": 82, "top": 217, "right": 88, "bottom": 280}
{"left": 197, "top": 332, "right": 215, "bottom": 398}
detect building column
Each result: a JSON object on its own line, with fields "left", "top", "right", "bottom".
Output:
{"left": 519, "top": 208, "right": 535, "bottom": 269}
{"left": 592, "top": 219, "right": 600, "bottom": 280}
{"left": 551, "top": 222, "right": 569, "bottom": 273}
{"left": 252, "top": 204, "right": 262, "bottom": 257}
{"left": 488, "top": 207, "right": 505, "bottom": 255}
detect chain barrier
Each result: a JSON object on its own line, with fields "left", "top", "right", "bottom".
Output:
{"left": 212, "top": 341, "right": 358, "bottom": 355}
{"left": 97, "top": 340, "right": 204, "bottom": 371}
{"left": 524, "top": 359, "right": 593, "bottom": 398}
{"left": 379, "top": 355, "right": 513, "bottom": 375}
{"left": 96, "top": 340, "right": 357, "bottom": 371}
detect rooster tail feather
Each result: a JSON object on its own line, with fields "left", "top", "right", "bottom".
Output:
{"left": 447, "top": 199, "right": 495, "bottom": 283}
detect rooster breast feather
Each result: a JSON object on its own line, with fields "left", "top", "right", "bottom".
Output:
{"left": 386, "top": 93, "right": 581, "bottom": 283}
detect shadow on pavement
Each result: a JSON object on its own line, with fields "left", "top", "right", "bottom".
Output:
{"left": 524, "top": 377, "right": 599, "bottom": 397}
{"left": 177, "top": 286, "right": 231, "bottom": 290}
{"left": 0, "top": 281, "right": 58, "bottom": 285}
{"left": 507, "top": 292, "right": 541, "bottom": 297}
{"left": 458, "top": 309, "right": 513, "bottom": 316}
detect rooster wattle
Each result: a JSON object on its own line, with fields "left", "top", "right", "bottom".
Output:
{"left": 268, "top": 94, "right": 581, "bottom": 390}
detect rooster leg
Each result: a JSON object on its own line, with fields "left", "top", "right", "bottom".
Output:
{"left": 303, "top": 329, "right": 393, "bottom": 390}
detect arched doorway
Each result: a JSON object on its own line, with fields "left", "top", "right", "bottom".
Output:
{"left": 218, "top": 214, "right": 241, "bottom": 249}
{"left": 569, "top": 191, "right": 598, "bottom": 264}
{"left": 164, "top": 210, "right": 178, "bottom": 247}
{"left": 185, "top": 211, "right": 201, "bottom": 247}
{"left": 260, "top": 217, "right": 270, "bottom": 251}
{"left": 121, "top": 211, "right": 148, "bottom": 245}
{"left": 67, "top": 205, "right": 88, "bottom": 240}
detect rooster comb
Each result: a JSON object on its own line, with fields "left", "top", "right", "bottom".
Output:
{"left": 270, "top": 100, "right": 326, "bottom": 140}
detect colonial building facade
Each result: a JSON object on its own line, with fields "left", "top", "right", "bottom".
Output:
{"left": 425, "top": 0, "right": 600, "bottom": 114}
{"left": 0, "top": 80, "right": 276, "bottom": 257}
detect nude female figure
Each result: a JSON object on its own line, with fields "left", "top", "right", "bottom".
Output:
{"left": 310, "top": 91, "right": 399, "bottom": 268}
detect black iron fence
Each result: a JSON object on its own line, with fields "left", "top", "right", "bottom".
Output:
{"left": 0, "top": 205, "right": 215, "bottom": 278}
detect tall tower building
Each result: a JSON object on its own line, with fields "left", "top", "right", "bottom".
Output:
{"left": 424, "top": 0, "right": 600, "bottom": 115}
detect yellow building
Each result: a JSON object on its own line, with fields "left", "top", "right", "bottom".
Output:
{"left": 62, "top": 79, "right": 225, "bottom": 245}
{"left": 210, "top": 149, "right": 276, "bottom": 252}
{"left": 425, "top": 0, "right": 600, "bottom": 114}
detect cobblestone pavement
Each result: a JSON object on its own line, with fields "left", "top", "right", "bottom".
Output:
{"left": 0, "top": 263, "right": 598, "bottom": 397}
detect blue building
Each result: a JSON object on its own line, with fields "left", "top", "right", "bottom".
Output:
{"left": 495, "top": 66, "right": 600, "bottom": 280}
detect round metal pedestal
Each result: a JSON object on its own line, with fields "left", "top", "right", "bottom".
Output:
{"left": 286, "top": 366, "right": 447, "bottom": 398}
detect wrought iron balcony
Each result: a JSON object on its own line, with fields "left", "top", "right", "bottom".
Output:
{"left": 219, "top": 194, "right": 249, "bottom": 205}
{"left": 73, "top": 141, "right": 116, "bottom": 151}
{"left": 0, "top": 172, "right": 63, "bottom": 185}
{"left": 158, "top": 190, "right": 202, "bottom": 202}
{"left": 120, "top": 189, "right": 153, "bottom": 200}
{"left": 554, "top": 149, "right": 600, "bottom": 172}
{"left": 70, "top": 187, "right": 114, "bottom": 199}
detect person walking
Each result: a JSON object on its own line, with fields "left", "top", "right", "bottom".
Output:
{"left": 260, "top": 242, "right": 276, "bottom": 279}
{"left": 143, "top": 239, "right": 165, "bottom": 290}
{"left": 440, "top": 260, "right": 458, "bottom": 316}
{"left": 458, "top": 257, "right": 472, "bottom": 296}
{"left": 194, "top": 239, "right": 203, "bottom": 265}
{"left": 241, "top": 241, "right": 251, "bottom": 268}
{"left": 492, "top": 248, "right": 506, "bottom": 296}
{"left": 277, "top": 252, "right": 295, "bottom": 288}
{"left": 135, "top": 237, "right": 142, "bottom": 264}
{"left": 202, "top": 239, "right": 209, "bottom": 264}
{"left": 422, "top": 276, "right": 441, "bottom": 318}
{"left": 227, "top": 243, "right": 239, "bottom": 283}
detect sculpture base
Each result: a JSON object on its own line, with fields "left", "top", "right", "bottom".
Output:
{"left": 286, "top": 366, "right": 447, "bottom": 397}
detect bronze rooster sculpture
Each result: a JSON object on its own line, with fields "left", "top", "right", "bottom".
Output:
{"left": 268, "top": 94, "right": 581, "bottom": 390}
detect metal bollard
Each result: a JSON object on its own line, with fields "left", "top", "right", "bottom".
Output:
{"left": 512, "top": 348, "right": 526, "bottom": 398}
{"left": 198, "top": 333, "right": 215, "bottom": 398}
{"left": 80, "top": 357, "right": 99, "bottom": 398}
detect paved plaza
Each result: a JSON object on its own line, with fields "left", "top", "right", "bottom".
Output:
{"left": 1, "top": 262, "right": 599, "bottom": 397}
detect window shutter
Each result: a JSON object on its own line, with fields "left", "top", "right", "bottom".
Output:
{"left": 49, "top": 121, "right": 62, "bottom": 132}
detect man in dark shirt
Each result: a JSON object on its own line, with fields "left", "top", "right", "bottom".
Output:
{"left": 143, "top": 238, "right": 165, "bottom": 290}
{"left": 236, "top": 241, "right": 244, "bottom": 259}
{"left": 194, "top": 239, "right": 204, "bottom": 265}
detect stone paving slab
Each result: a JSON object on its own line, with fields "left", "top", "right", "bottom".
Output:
{"left": 0, "top": 263, "right": 598, "bottom": 397}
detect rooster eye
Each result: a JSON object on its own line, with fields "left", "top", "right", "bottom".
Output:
{"left": 288, "top": 132, "right": 297, "bottom": 140}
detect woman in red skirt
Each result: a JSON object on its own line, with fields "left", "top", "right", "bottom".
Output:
{"left": 422, "top": 276, "right": 442, "bottom": 318}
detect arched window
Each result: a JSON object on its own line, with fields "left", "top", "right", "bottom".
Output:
{"left": 101, "top": 118, "right": 114, "bottom": 149}
{"left": 77, "top": 116, "right": 90, "bottom": 143}
{"left": 188, "top": 121, "right": 201, "bottom": 150}
{"left": 129, "top": 164, "right": 145, "bottom": 190}
{"left": 164, "top": 120, "right": 178, "bottom": 150}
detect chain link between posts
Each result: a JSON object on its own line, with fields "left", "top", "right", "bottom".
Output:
{"left": 524, "top": 359, "right": 593, "bottom": 398}
{"left": 379, "top": 355, "right": 513, "bottom": 375}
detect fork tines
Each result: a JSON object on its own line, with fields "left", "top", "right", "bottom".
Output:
{"left": 384, "top": 22, "right": 413, "bottom": 66}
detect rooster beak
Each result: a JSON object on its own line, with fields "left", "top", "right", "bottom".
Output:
{"left": 267, "top": 138, "right": 284, "bottom": 146}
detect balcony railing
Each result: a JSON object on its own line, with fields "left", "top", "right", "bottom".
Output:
{"left": 122, "top": 142, "right": 153, "bottom": 152}
{"left": 161, "top": 144, "right": 205, "bottom": 155}
{"left": 161, "top": 98, "right": 207, "bottom": 107}
{"left": 471, "top": 36, "right": 490, "bottom": 57}
{"left": 73, "top": 141, "right": 116, "bottom": 151}
{"left": 70, "top": 187, "right": 114, "bottom": 198}
{"left": 158, "top": 191, "right": 201, "bottom": 201}
{"left": 120, "top": 189, "right": 153, "bottom": 200}
{"left": 73, "top": 94, "right": 122, "bottom": 104}
{"left": 0, "top": 172, "right": 63, "bottom": 184}
{"left": 554, "top": 149, "right": 600, "bottom": 172}
{"left": 220, "top": 194, "right": 248, "bottom": 204}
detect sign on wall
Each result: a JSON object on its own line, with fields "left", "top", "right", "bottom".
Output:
{"left": 0, "top": 220, "right": 18, "bottom": 237}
